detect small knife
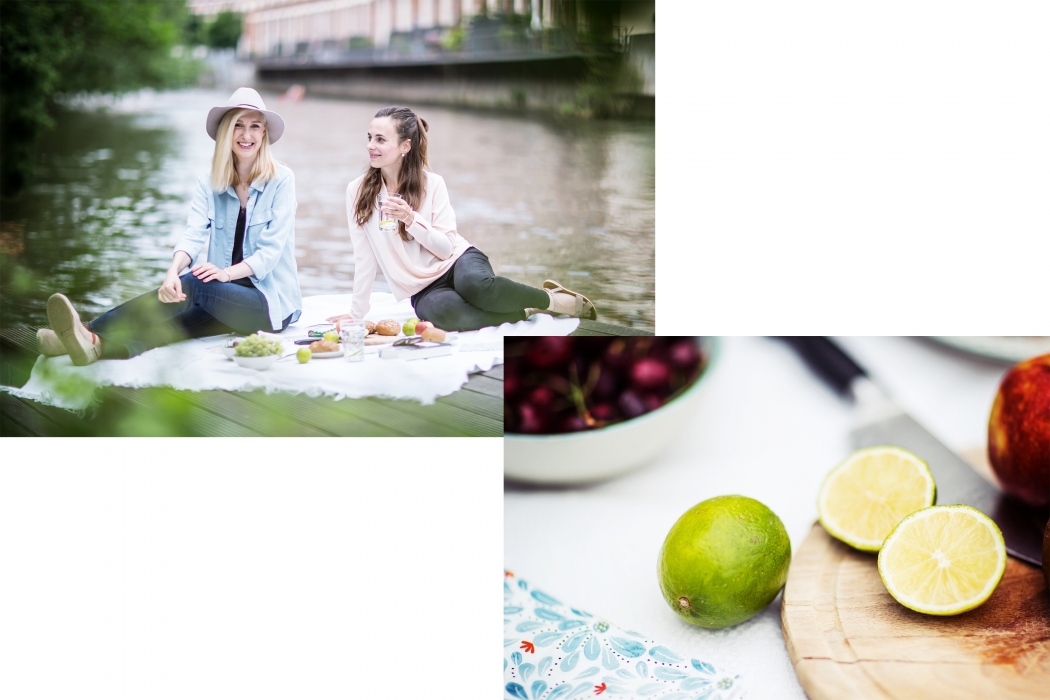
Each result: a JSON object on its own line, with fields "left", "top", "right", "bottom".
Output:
{"left": 777, "top": 336, "right": 1048, "bottom": 567}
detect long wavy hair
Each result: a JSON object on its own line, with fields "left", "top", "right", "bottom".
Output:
{"left": 352, "top": 106, "right": 430, "bottom": 241}
{"left": 210, "top": 108, "right": 278, "bottom": 192}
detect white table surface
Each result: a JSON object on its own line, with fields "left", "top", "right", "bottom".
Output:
{"left": 504, "top": 336, "right": 1013, "bottom": 699}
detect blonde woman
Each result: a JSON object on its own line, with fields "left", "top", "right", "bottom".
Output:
{"left": 37, "top": 88, "right": 302, "bottom": 365}
{"left": 333, "top": 105, "right": 597, "bottom": 332}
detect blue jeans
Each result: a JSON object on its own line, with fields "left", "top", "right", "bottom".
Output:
{"left": 411, "top": 247, "right": 549, "bottom": 331}
{"left": 86, "top": 272, "right": 285, "bottom": 359}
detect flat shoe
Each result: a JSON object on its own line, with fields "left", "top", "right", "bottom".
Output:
{"left": 542, "top": 280, "right": 598, "bottom": 321}
{"left": 36, "top": 328, "right": 68, "bottom": 356}
{"left": 46, "top": 293, "right": 102, "bottom": 366}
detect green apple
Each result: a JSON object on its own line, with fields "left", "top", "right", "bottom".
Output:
{"left": 403, "top": 317, "right": 421, "bottom": 336}
{"left": 323, "top": 330, "right": 339, "bottom": 344}
{"left": 296, "top": 348, "right": 312, "bottom": 363}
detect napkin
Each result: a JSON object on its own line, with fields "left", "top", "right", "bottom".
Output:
{"left": 504, "top": 571, "right": 744, "bottom": 699}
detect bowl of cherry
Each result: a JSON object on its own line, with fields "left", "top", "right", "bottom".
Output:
{"left": 504, "top": 336, "right": 715, "bottom": 484}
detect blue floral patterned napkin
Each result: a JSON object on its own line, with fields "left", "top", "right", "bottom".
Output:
{"left": 504, "top": 571, "right": 744, "bottom": 699}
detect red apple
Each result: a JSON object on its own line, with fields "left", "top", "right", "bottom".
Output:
{"left": 987, "top": 353, "right": 1050, "bottom": 508}
{"left": 414, "top": 321, "right": 431, "bottom": 335}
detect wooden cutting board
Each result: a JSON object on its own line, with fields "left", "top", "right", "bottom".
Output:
{"left": 364, "top": 334, "right": 400, "bottom": 346}
{"left": 782, "top": 450, "right": 1050, "bottom": 699}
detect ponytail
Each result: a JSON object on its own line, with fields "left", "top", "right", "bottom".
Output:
{"left": 416, "top": 116, "right": 429, "bottom": 168}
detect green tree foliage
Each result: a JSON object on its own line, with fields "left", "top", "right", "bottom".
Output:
{"left": 183, "top": 13, "right": 207, "bottom": 48}
{"left": 0, "top": 0, "right": 200, "bottom": 196}
{"left": 206, "top": 10, "right": 242, "bottom": 50}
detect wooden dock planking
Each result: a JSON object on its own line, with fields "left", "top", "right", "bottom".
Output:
{"left": 571, "top": 320, "right": 654, "bottom": 336}
{"left": 0, "top": 320, "right": 650, "bottom": 437}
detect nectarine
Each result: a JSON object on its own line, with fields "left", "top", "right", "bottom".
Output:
{"left": 987, "top": 353, "right": 1050, "bottom": 508}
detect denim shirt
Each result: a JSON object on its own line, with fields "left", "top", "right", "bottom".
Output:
{"left": 174, "top": 163, "right": 302, "bottom": 331}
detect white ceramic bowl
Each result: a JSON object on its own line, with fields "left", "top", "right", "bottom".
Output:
{"left": 504, "top": 338, "right": 718, "bottom": 485}
{"left": 233, "top": 354, "right": 280, "bottom": 371}
{"left": 222, "top": 338, "right": 246, "bottom": 359}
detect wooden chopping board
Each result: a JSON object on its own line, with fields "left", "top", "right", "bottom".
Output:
{"left": 364, "top": 334, "right": 399, "bottom": 346}
{"left": 781, "top": 449, "right": 1050, "bottom": 699}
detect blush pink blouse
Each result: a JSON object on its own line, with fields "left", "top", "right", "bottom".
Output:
{"left": 345, "top": 170, "right": 472, "bottom": 321}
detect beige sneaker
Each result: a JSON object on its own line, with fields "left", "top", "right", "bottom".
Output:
{"left": 46, "top": 293, "right": 102, "bottom": 366}
{"left": 36, "top": 328, "right": 68, "bottom": 356}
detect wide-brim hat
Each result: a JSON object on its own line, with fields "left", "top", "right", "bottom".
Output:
{"left": 206, "top": 87, "right": 285, "bottom": 144}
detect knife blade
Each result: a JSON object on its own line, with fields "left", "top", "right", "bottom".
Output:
{"left": 777, "top": 336, "right": 1048, "bottom": 566}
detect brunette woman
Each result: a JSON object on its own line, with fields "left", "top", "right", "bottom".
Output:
{"left": 37, "top": 88, "right": 302, "bottom": 364}
{"left": 337, "top": 106, "right": 597, "bottom": 332}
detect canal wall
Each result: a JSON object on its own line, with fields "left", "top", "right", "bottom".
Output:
{"left": 251, "top": 54, "right": 653, "bottom": 118}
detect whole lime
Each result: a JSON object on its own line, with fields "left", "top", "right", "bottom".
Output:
{"left": 403, "top": 317, "right": 420, "bottom": 336}
{"left": 658, "top": 495, "right": 791, "bottom": 629}
{"left": 296, "top": 348, "right": 312, "bottom": 363}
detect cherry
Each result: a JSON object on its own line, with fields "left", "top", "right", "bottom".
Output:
{"left": 528, "top": 385, "right": 557, "bottom": 410}
{"left": 631, "top": 358, "right": 670, "bottom": 391}
{"left": 618, "top": 390, "right": 646, "bottom": 419}
{"left": 642, "top": 393, "right": 663, "bottom": 413}
{"left": 603, "top": 339, "right": 631, "bottom": 370}
{"left": 591, "top": 402, "right": 619, "bottom": 422}
{"left": 504, "top": 372, "right": 522, "bottom": 398}
{"left": 669, "top": 339, "right": 701, "bottom": 371}
{"left": 505, "top": 337, "right": 704, "bottom": 435}
{"left": 592, "top": 368, "right": 620, "bottom": 400}
{"left": 518, "top": 403, "right": 547, "bottom": 434}
{"left": 560, "top": 414, "right": 590, "bottom": 432}
{"left": 526, "top": 336, "right": 574, "bottom": 369}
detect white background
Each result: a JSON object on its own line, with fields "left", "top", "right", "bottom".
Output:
{"left": 0, "top": 444, "right": 504, "bottom": 698}
{"left": 660, "top": 1, "right": 1050, "bottom": 334}
{"left": 4, "top": 1, "right": 1050, "bottom": 698}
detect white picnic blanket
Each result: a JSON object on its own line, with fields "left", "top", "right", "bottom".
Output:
{"left": 2, "top": 293, "right": 578, "bottom": 411}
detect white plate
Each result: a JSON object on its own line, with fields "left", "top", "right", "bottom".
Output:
{"left": 310, "top": 348, "right": 345, "bottom": 359}
{"left": 928, "top": 336, "right": 1050, "bottom": 363}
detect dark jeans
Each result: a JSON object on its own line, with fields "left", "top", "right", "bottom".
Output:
{"left": 86, "top": 272, "right": 283, "bottom": 359}
{"left": 411, "top": 247, "right": 549, "bottom": 331}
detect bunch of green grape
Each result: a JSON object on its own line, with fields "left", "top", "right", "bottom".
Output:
{"left": 234, "top": 333, "right": 283, "bottom": 357}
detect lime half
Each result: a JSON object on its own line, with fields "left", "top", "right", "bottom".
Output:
{"left": 878, "top": 505, "right": 1006, "bottom": 615}
{"left": 818, "top": 446, "right": 936, "bottom": 551}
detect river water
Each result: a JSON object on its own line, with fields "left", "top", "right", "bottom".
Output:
{"left": 0, "top": 89, "right": 654, "bottom": 329}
